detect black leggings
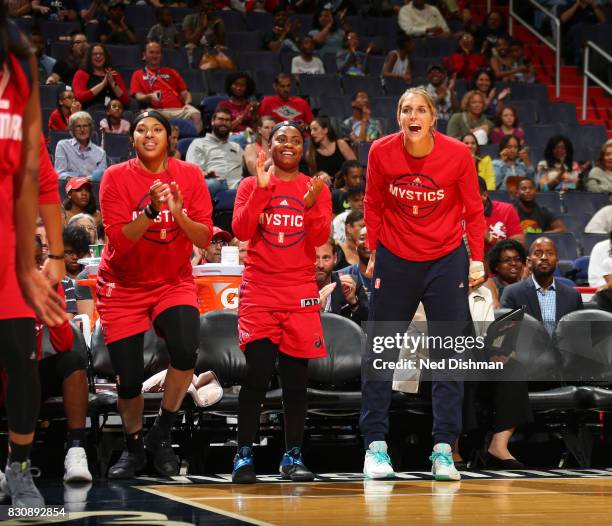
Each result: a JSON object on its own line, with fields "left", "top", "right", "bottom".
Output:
{"left": 0, "top": 319, "right": 40, "bottom": 434}
{"left": 107, "top": 305, "right": 199, "bottom": 399}
{"left": 238, "top": 338, "right": 309, "bottom": 450}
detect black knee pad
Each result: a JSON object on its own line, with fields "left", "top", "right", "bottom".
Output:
{"left": 108, "top": 334, "right": 145, "bottom": 400}
{"left": 56, "top": 351, "right": 88, "bottom": 381}
{"left": 155, "top": 306, "right": 199, "bottom": 371}
{"left": 167, "top": 336, "right": 198, "bottom": 371}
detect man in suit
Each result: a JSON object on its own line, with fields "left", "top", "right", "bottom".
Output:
{"left": 501, "top": 237, "right": 583, "bottom": 334}
{"left": 315, "top": 240, "right": 368, "bottom": 325}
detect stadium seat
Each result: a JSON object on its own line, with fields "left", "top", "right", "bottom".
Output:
{"left": 383, "top": 77, "right": 411, "bottom": 96}
{"left": 357, "top": 142, "right": 372, "bottom": 166}
{"left": 161, "top": 48, "right": 190, "bottom": 71}
{"left": 581, "top": 232, "right": 608, "bottom": 256}
{"left": 563, "top": 192, "right": 609, "bottom": 216}
{"left": 181, "top": 70, "right": 206, "bottom": 93}
{"left": 237, "top": 51, "right": 280, "bottom": 74}
{"left": 321, "top": 53, "right": 338, "bottom": 74}
{"left": 541, "top": 102, "right": 578, "bottom": 126}
{"left": 48, "top": 130, "right": 71, "bottom": 157}
{"left": 225, "top": 31, "right": 261, "bottom": 52}
{"left": 526, "top": 232, "right": 579, "bottom": 259}
{"left": 508, "top": 83, "right": 549, "bottom": 105}
{"left": 488, "top": 190, "right": 512, "bottom": 203}
{"left": 318, "top": 95, "right": 350, "bottom": 118}
{"left": 39, "top": 20, "right": 82, "bottom": 42}
{"left": 246, "top": 12, "right": 274, "bottom": 32}
{"left": 535, "top": 191, "right": 562, "bottom": 214}
{"left": 217, "top": 10, "right": 248, "bottom": 31}
{"left": 571, "top": 255, "right": 590, "bottom": 285}
{"left": 367, "top": 55, "right": 386, "bottom": 77}
{"left": 102, "top": 133, "right": 133, "bottom": 163}
{"left": 558, "top": 213, "right": 591, "bottom": 235}
{"left": 177, "top": 137, "right": 195, "bottom": 160}
{"left": 298, "top": 74, "right": 341, "bottom": 99}
{"left": 124, "top": 4, "right": 156, "bottom": 29}
{"left": 40, "top": 84, "right": 65, "bottom": 110}
{"left": 203, "top": 70, "right": 233, "bottom": 95}
{"left": 341, "top": 76, "right": 383, "bottom": 97}
{"left": 369, "top": 97, "right": 397, "bottom": 119}
{"left": 105, "top": 45, "right": 142, "bottom": 69}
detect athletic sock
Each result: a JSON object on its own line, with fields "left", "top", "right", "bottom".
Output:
{"left": 8, "top": 441, "right": 32, "bottom": 465}
{"left": 150, "top": 407, "right": 177, "bottom": 440}
{"left": 67, "top": 428, "right": 87, "bottom": 449}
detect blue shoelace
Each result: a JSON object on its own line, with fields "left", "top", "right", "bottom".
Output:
{"left": 429, "top": 451, "right": 452, "bottom": 466}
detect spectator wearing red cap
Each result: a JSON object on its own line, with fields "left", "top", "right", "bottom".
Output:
{"left": 194, "top": 226, "right": 231, "bottom": 264}
{"left": 62, "top": 178, "right": 101, "bottom": 225}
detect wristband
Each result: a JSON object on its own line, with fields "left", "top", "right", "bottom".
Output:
{"left": 144, "top": 204, "right": 159, "bottom": 220}
{"left": 47, "top": 253, "right": 64, "bottom": 260}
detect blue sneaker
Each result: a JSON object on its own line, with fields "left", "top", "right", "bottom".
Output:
{"left": 429, "top": 443, "right": 461, "bottom": 481}
{"left": 232, "top": 446, "right": 256, "bottom": 484}
{"left": 279, "top": 447, "right": 314, "bottom": 481}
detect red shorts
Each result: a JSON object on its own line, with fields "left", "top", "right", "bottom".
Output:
{"left": 96, "top": 276, "right": 198, "bottom": 345}
{"left": 238, "top": 306, "right": 326, "bottom": 359}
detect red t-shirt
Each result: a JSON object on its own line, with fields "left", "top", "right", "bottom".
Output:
{"left": 365, "top": 131, "right": 485, "bottom": 263}
{"left": 258, "top": 95, "right": 314, "bottom": 125}
{"left": 443, "top": 52, "right": 487, "bottom": 81}
{"left": 0, "top": 137, "right": 61, "bottom": 320}
{"left": 48, "top": 108, "right": 69, "bottom": 133}
{"left": 485, "top": 199, "right": 523, "bottom": 252}
{"left": 130, "top": 67, "right": 187, "bottom": 110}
{"left": 232, "top": 174, "right": 331, "bottom": 310}
{"left": 218, "top": 99, "right": 256, "bottom": 132}
{"left": 98, "top": 157, "right": 213, "bottom": 286}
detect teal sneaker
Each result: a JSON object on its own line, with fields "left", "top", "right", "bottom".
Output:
{"left": 363, "top": 441, "right": 394, "bottom": 479}
{"left": 429, "top": 443, "right": 461, "bottom": 481}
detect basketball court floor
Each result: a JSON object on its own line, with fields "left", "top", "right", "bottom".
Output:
{"left": 5, "top": 469, "right": 612, "bottom": 525}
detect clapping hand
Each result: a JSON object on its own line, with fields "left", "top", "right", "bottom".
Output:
{"left": 256, "top": 149, "right": 272, "bottom": 188}
{"left": 304, "top": 175, "right": 325, "bottom": 208}
{"left": 319, "top": 282, "right": 336, "bottom": 309}
{"left": 339, "top": 274, "right": 357, "bottom": 305}
{"left": 149, "top": 179, "right": 170, "bottom": 210}
{"left": 167, "top": 181, "right": 184, "bottom": 218}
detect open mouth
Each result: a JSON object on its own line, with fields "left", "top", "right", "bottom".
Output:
{"left": 408, "top": 124, "right": 422, "bottom": 133}
{"left": 143, "top": 141, "right": 157, "bottom": 150}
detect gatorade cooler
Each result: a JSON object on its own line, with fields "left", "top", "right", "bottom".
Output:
{"left": 193, "top": 264, "right": 244, "bottom": 312}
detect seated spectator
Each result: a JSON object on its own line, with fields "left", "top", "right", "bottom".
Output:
{"left": 67, "top": 213, "right": 98, "bottom": 244}
{"left": 258, "top": 73, "right": 314, "bottom": 125}
{"left": 485, "top": 238, "right": 527, "bottom": 308}
{"left": 588, "top": 232, "right": 612, "bottom": 288}
{"left": 72, "top": 43, "right": 130, "bottom": 111}
{"left": 342, "top": 91, "right": 383, "bottom": 145}
{"left": 99, "top": 1, "right": 137, "bottom": 45}
{"left": 509, "top": 39, "right": 536, "bottom": 83}
{"left": 477, "top": 10, "right": 509, "bottom": 56}
{"left": 30, "top": 29, "right": 56, "bottom": 80}
{"left": 383, "top": 33, "right": 412, "bottom": 83}
{"left": 447, "top": 90, "right": 494, "bottom": 143}
{"left": 62, "top": 223, "right": 91, "bottom": 295}
{"left": 54, "top": 112, "right": 107, "bottom": 181}
{"left": 33, "top": 236, "right": 93, "bottom": 483}
{"left": 444, "top": 32, "right": 487, "bottom": 81}
{"left": 398, "top": 0, "right": 450, "bottom": 37}
{"left": 493, "top": 135, "right": 535, "bottom": 190}
{"left": 425, "top": 64, "right": 458, "bottom": 122}
{"left": 183, "top": 0, "right": 225, "bottom": 48}
{"left": 333, "top": 200, "right": 365, "bottom": 256}
{"left": 586, "top": 142, "right": 612, "bottom": 197}
{"left": 169, "top": 124, "right": 182, "bottom": 159}
{"left": 315, "top": 240, "right": 368, "bottom": 325}
{"left": 479, "top": 176, "right": 525, "bottom": 254}
{"left": 490, "top": 35, "right": 529, "bottom": 82}
{"left": 514, "top": 178, "right": 566, "bottom": 234}
{"left": 308, "top": 116, "right": 356, "bottom": 186}
{"left": 7, "top": 0, "right": 33, "bottom": 17}
{"left": 502, "top": 236, "right": 583, "bottom": 336}
{"left": 32, "top": 0, "right": 78, "bottom": 20}
{"left": 148, "top": 7, "right": 180, "bottom": 48}
{"left": 291, "top": 35, "right": 325, "bottom": 75}
{"left": 198, "top": 32, "right": 236, "bottom": 72}
{"left": 48, "top": 90, "right": 81, "bottom": 134}
{"left": 333, "top": 160, "right": 363, "bottom": 214}
{"left": 186, "top": 107, "right": 244, "bottom": 196}
{"left": 261, "top": 7, "right": 300, "bottom": 52}
{"left": 46, "top": 31, "right": 88, "bottom": 86}
{"left": 537, "top": 135, "right": 580, "bottom": 192}
{"left": 338, "top": 225, "right": 371, "bottom": 299}
{"left": 99, "top": 99, "right": 130, "bottom": 137}
{"left": 336, "top": 31, "right": 373, "bottom": 76}
{"left": 218, "top": 72, "right": 258, "bottom": 146}
{"left": 78, "top": 0, "right": 106, "bottom": 24}
{"left": 585, "top": 205, "right": 612, "bottom": 234}
{"left": 194, "top": 227, "right": 232, "bottom": 264}
{"left": 462, "top": 132, "right": 495, "bottom": 190}
{"left": 490, "top": 105, "right": 525, "bottom": 145}
{"left": 62, "top": 177, "right": 101, "bottom": 225}
{"left": 308, "top": 6, "right": 348, "bottom": 55}
{"left": 244, "top": 115, "right": 275, "bottom": 177}
{"left": 471, "top": 67, "right": 510, "bottom": 118}
{"left": 560, "top": 0, "right": 606, "bottom": 66}
{"left": 130, "top": 41, "right": 203, "bottom": 133}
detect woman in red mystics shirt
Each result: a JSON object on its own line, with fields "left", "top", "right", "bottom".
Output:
{"left": 231, "top": 122, "right": 331, "bottom": 483}
{"left": 97, "top": 110, "right": 213, "bottom": 480}
{"left": 360, "top": 88, "right": 486, "bottom": 481}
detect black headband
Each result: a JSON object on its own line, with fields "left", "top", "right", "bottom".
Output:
{"left": 130, "top": 110, "right": 172, "bottom": 138}
{"left": 269, "top": 120, "right": 305, "bottom": 143}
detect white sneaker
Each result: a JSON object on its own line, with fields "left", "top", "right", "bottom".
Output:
{"left": 363, "top": 441, "right": 395, "bottom": 479}
{"left": 64, "top": 447, "right": 92, "bottom": 482}
{"left": 429, "top": 443, "right": 461, "bottom": 481}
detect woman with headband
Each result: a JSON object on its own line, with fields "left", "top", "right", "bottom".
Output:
{"left": 97, "top": 110, "right": 213, "bottom": 479}
{"left": 360, "top": 87, "right": 486, "bottom": 481}
{"left": 231, "top": 121, "right": 332, "bottom": 483}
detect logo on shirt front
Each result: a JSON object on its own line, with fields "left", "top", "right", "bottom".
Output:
{"left": 489, "top": 221, "right": 508, "bottom": 242}
{"left": 274, "top": 105, "right": 301, "bottom": 120}
{"left": 388, "top": 174, "right": 445, "bottom": 219}
{"left": 259, "top": 195, "right": 305, "bottom": 248}
{"left": 134, "top": 193, "right": 184, "bottom": 245}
